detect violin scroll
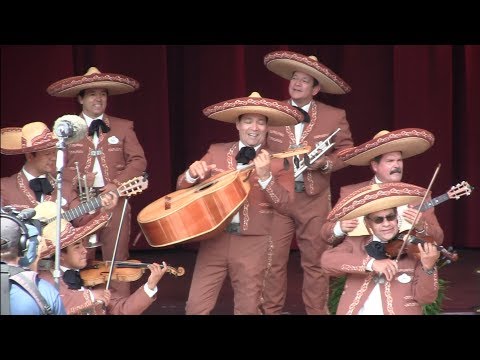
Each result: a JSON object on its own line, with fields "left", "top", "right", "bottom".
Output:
{"left": 165, "top": 265, "right": 185, "bottom": 277}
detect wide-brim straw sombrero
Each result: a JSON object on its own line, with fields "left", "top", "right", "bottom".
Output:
{"left": 264, "top": 51, "right": 351, "bottom": 95}
{"left": 47, "top": 67, "right": 139, "bottom": 97}
{"left": 39, "top": 212, "right": 109, "bottom": 258}
{"left": 327, "top": 182, "right": 427, "bottom": 222}
{"left": 202, "top": 91, "right": 304, "bottom": 127}
{"left": 338, "top": 128, "right": 435, "bottom": 166}
{"left": 1, "top": 122, "right": 57, "bottom": 155}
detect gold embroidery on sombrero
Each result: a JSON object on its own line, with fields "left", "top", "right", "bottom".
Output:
{"left": 204, "top": 97, "right": 301, "bottom": 118}
{"left": 49, "top": 73, "right": 138, "bottom": 95}
{"left": 263, "top": 51, "right": 351, "bottom": 93}
{"left": 328, "top": 184, "right": 426, "bottom": 222}
{"left": 346, "top": 129, "right": 435, "bottom": 159}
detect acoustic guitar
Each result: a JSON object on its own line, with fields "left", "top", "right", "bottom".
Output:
{"left": 138, "top": 147, "right": 311, "bottom": 248}
{"left": 348, "top": 181, "right": 474, "bottom": 236}
{"left": 33, "top": 176, "right": 148, "bottom": 233}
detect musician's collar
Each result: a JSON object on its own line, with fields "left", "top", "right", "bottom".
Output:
{"left": 238, "top": 141, "right": 262, "bottom": 152}
{"left": 22, "top": 167, "right": 46, "bottom": 181}
{"left": 374, "top": 176, "right": 383, "bottom": 184}
{"left": 83, "top": 113, "right": 104, "bottom": 126}
{"left": 290, "top": 99, "right": 312, "bottom": 113}
{"left": 372, "top": 234, "right": 388, "bottom": 244}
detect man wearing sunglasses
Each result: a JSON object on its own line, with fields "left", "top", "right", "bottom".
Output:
{"left": 321, "top": 128, "right": 444, "bottom": 247}
{"left": 321, "top": 183, "right": 441, "bottom": 315}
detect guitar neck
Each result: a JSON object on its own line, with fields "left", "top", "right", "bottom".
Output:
{"left": 418, "top": 192, "right": 450, "bottom": 212}
{"left": 60, "top": 190, "right": 120, "bottom": 223}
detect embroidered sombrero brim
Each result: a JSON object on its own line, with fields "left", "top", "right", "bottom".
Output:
{"left": 39, "top": 212, "right": 109, "bottom": 258}
{"left": 327, "top": 182, "right": 427, "bottom": 222}
{"left": 203, "top": 93, "right": 303, "bottom": 127}
{"left": 1, "top": 123, "right": 57, "bottom": 155}
{"left": 264, "top": 51, "right": 351, "bottom": 95}
{"left": 47, "top": 70, "right": 139, "bottom": 97}
{"left": 338, "top": 128, "right": 435, "bottom": 166}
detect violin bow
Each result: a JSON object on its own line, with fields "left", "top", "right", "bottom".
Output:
{"left": 395, "top": 163, "right": 441, "bottom": 262}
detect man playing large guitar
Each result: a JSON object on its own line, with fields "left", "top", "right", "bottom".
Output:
{"left": 320, "top": 128, "right": 444, "bottom": 246}
{"left": 176, "top": 92, "right": 304, "bottom": 315}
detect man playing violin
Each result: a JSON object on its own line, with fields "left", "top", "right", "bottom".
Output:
{"left": 37, "top": 221, "right": 167, "bottom": 315}
{"left": 177, "top": 92, "right": 303, "bottom": 315}
{"left": 321, "top": 182, "right": 441, "bottom": 315}
{"left": 321, "top": 128, "right": 444, "bottom": 247}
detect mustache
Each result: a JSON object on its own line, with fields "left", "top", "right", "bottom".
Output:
{"left": 390, "top": 168, "right": 402, "bottom": 175}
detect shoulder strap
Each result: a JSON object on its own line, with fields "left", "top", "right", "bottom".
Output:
{"left": 1, "top": 264, "right": 11, "bottom": 315}
{"left": 9, "top": 269, "right": 54, "bottom": 315}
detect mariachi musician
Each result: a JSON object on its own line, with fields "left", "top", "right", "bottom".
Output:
{"left": 37, "top": 219, "right": 168, "bottom": 315}
{"left": 321, "top": 182, "right": 441, "bottom": 315}
{"left": 176, "top": 92, "right": 303, "bottom": 315}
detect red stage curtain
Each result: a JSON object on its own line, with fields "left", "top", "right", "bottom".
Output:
{"left": 2, "top": 45, "right": 478, "bottom": 248}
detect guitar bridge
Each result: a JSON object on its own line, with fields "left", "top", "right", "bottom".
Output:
{"left": 165, "top": 196, "right": 171, "bottom": 210}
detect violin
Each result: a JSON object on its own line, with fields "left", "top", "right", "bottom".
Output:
{"left": 80, "top": 259, "right": 185, "bottom": 287}
{"left": 384, "top": 231, "right": 459, "bottom": 263}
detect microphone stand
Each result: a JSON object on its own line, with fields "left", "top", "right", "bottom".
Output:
{"left": 53, "top": 137, "right": 67, "bottom": 287}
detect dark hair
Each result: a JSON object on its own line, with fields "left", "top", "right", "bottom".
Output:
{"left": 238, "top": 114, "right": 269, "bottom": 123}
{"left": 371, "top": 154, "right": 383, "bottom": 164}
{"left": 78, "top": 88, "right": 109, "bottom": 98}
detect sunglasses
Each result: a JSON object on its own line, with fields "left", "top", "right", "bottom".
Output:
{"left": 367, "top": 213, "right": 397, "bottom": 224}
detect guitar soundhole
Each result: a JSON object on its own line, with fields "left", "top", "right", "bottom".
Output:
{"left": 196, "top": 181, "right": 217, "bottom": 192}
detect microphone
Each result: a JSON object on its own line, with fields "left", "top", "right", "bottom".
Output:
{"left": 16, "top": 208, "right": 36, "bottom": 221}
{"left": 53, "top": 115, "right": 88, "bottom": 144}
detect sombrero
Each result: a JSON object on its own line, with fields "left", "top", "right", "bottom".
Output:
{"left": 1, "top": 122, "right": 57, "bottom": 155}
{"left": 264, "top": 51, "right": 351, "bottom": 95}
{"left": 47, "top": 67, "right": 139, "bottom": 97}
{"left": 39, "top": 212, "right": 109, "bottom": 258}
{"left": 338, "top": 128, "right": 435, "bottom": 166}
{"left": 203, "top": 91, "right": 304, "bottom": 126}
{"left": 327, "top": 182, "right": 427, "bottom": 222}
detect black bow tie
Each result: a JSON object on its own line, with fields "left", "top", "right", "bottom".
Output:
{"left": 364, "top": 241, "right": 389, "bottom": 260}
{"left": 236, "top": 146, "right": 256, "bottom": 165}
{"left": 88, "top": 119, "right": 111, "bottom": 137}
{"left": 63, "top": 269, "right": 84, "bottom": 290}
{"left": 293, "top": 106, "right": 310, "bottom": 123}
{"left": 29, "top": 178, "right": 53, "bottom": 201}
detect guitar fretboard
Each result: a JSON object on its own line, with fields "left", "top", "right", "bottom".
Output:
{"left": 61, "top": 197, "right": 104, "bottom": 222}
{"left": 419, "top": 193, "right": 450, "bottom": 212}
{"left": 46, "top": 190, "right": 119, "bottom": 224}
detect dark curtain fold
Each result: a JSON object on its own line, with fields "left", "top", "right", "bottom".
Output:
{"left": 1, "top": 45, "right": 478, "bottom": 248}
